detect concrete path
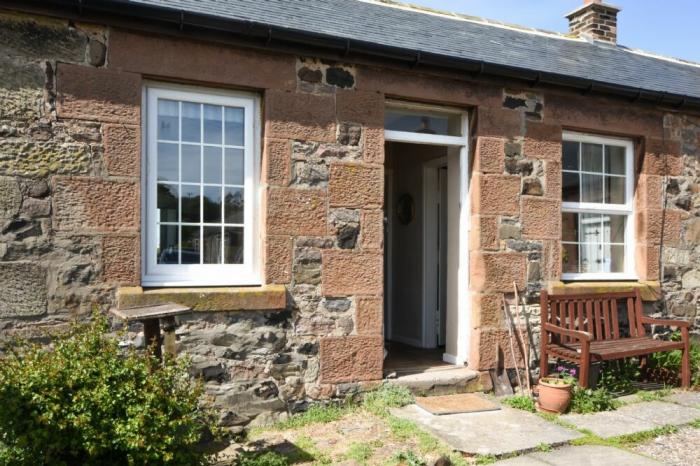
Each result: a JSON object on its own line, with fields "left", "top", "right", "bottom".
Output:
{"left": 666, "top": 391, "right": 700, "bottom": 408}
{"left": 391, "top": 405, "right": 582, "bottom": 456}
{"left": 494, "top": 445, "right": 662, "bottom": 465}
{"left": 561, "top": 400, "right": 700, "bottom": 438}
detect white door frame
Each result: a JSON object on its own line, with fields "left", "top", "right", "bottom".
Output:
{"left": 384, "top": 101, "right": 470, "bottom": 366}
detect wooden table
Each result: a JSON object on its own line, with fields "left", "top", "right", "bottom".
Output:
{"left": 110, "top": 303, "right": 191, "bottom": 360}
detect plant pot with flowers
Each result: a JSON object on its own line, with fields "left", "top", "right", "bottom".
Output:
{"left": 537, "top": 366, "right": 576, "bottom": 414}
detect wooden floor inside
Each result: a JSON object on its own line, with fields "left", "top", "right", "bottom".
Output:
{"left": 383, "top": 341, "right": 456, "bottom": 376}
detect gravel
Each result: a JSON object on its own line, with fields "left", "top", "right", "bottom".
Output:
{"left": 632, "top": 426, "right": 700, "bottom": 466}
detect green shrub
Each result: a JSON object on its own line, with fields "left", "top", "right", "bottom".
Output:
{"left": 597, "top": 359, "right": 640, "bottom": 394}
{"left": 501, "top": 395, "right": 536, "bottom": 413}
{"left": 390, "top": 450, "right": 426, "bottom": 466}
{"left": 647, "top": 333, "right": 700, "bottom": 387}
{"left": 569, "top": 386, "right": 620, "bottom": 414}
{"left": 236, "top": 451, "right": 290, "bottom": 466}
{"left": 0, "top": 314, "right": 217, "bottom": 466}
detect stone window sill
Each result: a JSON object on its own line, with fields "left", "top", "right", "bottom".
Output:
{"left": 116, "top": 285, "right": 287, "bottom": 312}
{"left": 546, "top": 281, "right": 661, "bottom": 302}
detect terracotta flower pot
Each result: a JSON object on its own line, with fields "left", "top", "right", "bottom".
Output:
{"left": 537, "top": 377, "right": 573, "bottom": 414}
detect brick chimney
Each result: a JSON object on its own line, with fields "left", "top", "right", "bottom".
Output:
{"left": 566, "top": 0, "right": 621, "bottom": 43}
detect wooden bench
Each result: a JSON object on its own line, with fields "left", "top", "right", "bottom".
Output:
{"left": 539, "top": 289, "right": 691, "bottom": 388}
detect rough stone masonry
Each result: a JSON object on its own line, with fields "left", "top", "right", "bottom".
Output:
{"left": 0, "top": 8, "right": 699, "bottom": 432}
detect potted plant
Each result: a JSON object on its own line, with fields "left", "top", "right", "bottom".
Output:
{"left": 537, "top": 366, "right": 576, "bottom": 414}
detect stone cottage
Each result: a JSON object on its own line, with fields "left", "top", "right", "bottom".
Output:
{"left": 1, "top": 0, "right": 699, "bottom": 427}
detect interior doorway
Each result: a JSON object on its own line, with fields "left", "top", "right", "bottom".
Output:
{"left": 384, "top": 143, "right": 448, "bottom": 350}
{"left": 382, "top": 101, "right": 470, "bottom": 372}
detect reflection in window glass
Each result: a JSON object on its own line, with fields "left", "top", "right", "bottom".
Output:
{"left": 385, "top": 108, "right": 462, "bottom": 136}
{"left": 561, "top": 212, "right": 627, "bottom": 274}
{"left": 203, "top": 226, "right": 222, "bottom": 264}
{"left": 181, "top": 226, "right": 200, "bottom": 264}
{"left": 224, "top": 227, "right": 244, "bottom": 264}
{"left": 157, "top": 143, "right": 178, "bottom": 182}
{"left": 157, "top": 225, "right": 178, "bottom": 264}
{"left": 562, "top": 141, "right": 579, "bottom": 171}
{"left": 182, "top": 102, "right": 201, "bottom": 142}
{"left": 158, "top": 99, "right": 178, "bottom": 141}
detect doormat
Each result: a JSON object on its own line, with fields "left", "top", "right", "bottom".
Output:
{"left": 415, "top": 393, "right": 501, "bottom": 415}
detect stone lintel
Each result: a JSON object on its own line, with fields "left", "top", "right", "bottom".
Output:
{"left": 546, "top": 280, "right": 661, "bottom": 301}
{"left": 116, "top": 285, "right": 287, "bottom": 312}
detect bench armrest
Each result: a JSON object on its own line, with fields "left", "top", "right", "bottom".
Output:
{"left": 640, "top": 316, "right": 690, "bottom": 328}
{"left": 543, "top": 323, "right": 592, "bottom": 342}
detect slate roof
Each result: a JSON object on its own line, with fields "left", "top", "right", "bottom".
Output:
{"left": 117, "top": 0, "right": 700, "bottom": 101}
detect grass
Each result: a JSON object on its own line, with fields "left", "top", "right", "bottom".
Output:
{"left": 389, "top": 450, "right": 426, "bottom": 466}
{"left": 344, "top": 441, "right": 379, "bottom": 464}
{"left": 635, "top": 388, "right": 673, "bottom": 402}
{"left": 248, "top": 403, "right": 351, "bottom": 435}
{"left": 243, "top": 383, "right": 473, "bottom": 466}
{"left": 536, "top": 442, "right": 553, "bottom": 452}
{"left": 474, "top": 453, "right": 497, "bottom": 465}
{"left": 501, "top": 395, "right": 536, "bottom": 413}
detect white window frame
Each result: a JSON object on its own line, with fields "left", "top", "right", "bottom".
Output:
{"left": 561, "top": 131, "right": 636, "bottom": 281}
{"left": 142, "top": 83, "right": 261, "bottom": 287}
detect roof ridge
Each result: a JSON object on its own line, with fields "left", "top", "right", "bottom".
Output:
{"left": 360, "top": 0, "right": 700, "bottom": 69}
{"left": 359, "top": 0, "right": 577, "bottom": 41}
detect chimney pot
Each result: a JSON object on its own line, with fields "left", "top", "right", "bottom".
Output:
{"left": 567, "top": 1, "right": 621, "bottom": 43}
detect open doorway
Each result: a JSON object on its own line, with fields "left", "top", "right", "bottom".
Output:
{"left": 384, "top": 143, "right": 447, "bottom": 347}
{"left": 382, "top": 102, "right": 470, "bottom": 375}
{"left": 384, "top": 143, "right": 451, "bottom": 373}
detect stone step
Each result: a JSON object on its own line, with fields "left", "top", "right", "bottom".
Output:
{"left": 386, "top": 367, "right": 492, "bottom": 396}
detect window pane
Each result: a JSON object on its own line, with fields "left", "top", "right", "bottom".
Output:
{"left": 609, "top": 245, "right": 625, "bottom": 273}
{"left": 580, "top": 243, "right": 603, "bottom": 273}
{"left": 563, "top": 141, "right": 579, "bottom": 171}
{"left": 181, "top": 145, "right": 201, "bottom": 183}
{"left": 203, "top": 226, "right": 222, "bottom": 264}
{"left": 581, "top": 143, "right": 603, "bottom": 172}
{"left": 157, "top": 225, "right": 179, "bottom": 264}
{"left": 181, "top": 226, "right": 200, "bottom": 264}
{"left": 581, "top": 174, "right": 603, "bottom": 203}
{"left": 225, "top": 107, "right": 244, "bottom": 146}
{"left": 157, "top": 184, "right": 178, "bottom": 222}
{"left": 225, "top": 148, "right": 244, "bottom": 185}
{"left": 563, "top": 172, "right": 580, "bottom": 202}
{"left": 605, "top": 176, "right": 626, "bottom": 204}
{"left": 203, "top": 186, "right": 222, "bottom": 223}
{"left": 203, "top": 104, "right": 222, "bottom": 144}
{"left": 203, "top": 146, "right": 222, "bottom": 184}
{"left": 181, "top": 184, "right": 200, "bottom": 223}
{"left": 224, "top": 187, "right": 244, "bottom": 224}
{"left": 562, "top": 212, "right": 578, "bottom": 242}
{"left": 157, "top": 99, "right": 178, "bottom": 141}
{"left": 384, "top": 108, "right": 461, "bottom": 136}
{"left": 182, "top": 102, "right": 201, "bottom": 143}
{"left": 157, "top": 142, "right": 178, "bottom": 182}
{"left": 562, "top": 243, "right": 579, "bottom": 274}
{"left": 603, "top": 215, "right": 626, "bottom": 243}
{"left": 224, "top": 227, "right": 244, "bottom": 264}
{"left": 605, "top": 145, "right": 626, "bottom": 175}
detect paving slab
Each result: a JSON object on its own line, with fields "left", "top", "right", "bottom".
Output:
{"left": 495, "top": 445, "right": 662, "bottom": 465}
{"left": 391, "top": 405, "right": 581, "bottom": 456}
{"left": 666, "top": 391, "right": 700, "bottom": 408}
{"left": 561, "top": 400, "right": 700, "bottom": 438}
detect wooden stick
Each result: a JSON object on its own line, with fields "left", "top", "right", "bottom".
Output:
{"left": 502, "top": 294, "right": 524, "bottom": 394}
{"left": 513, "top": 283, "right": 532, "bottom": 395}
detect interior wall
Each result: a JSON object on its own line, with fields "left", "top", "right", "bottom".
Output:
{"left": 385, "top": 142, "right": 447, "bottom": 346}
